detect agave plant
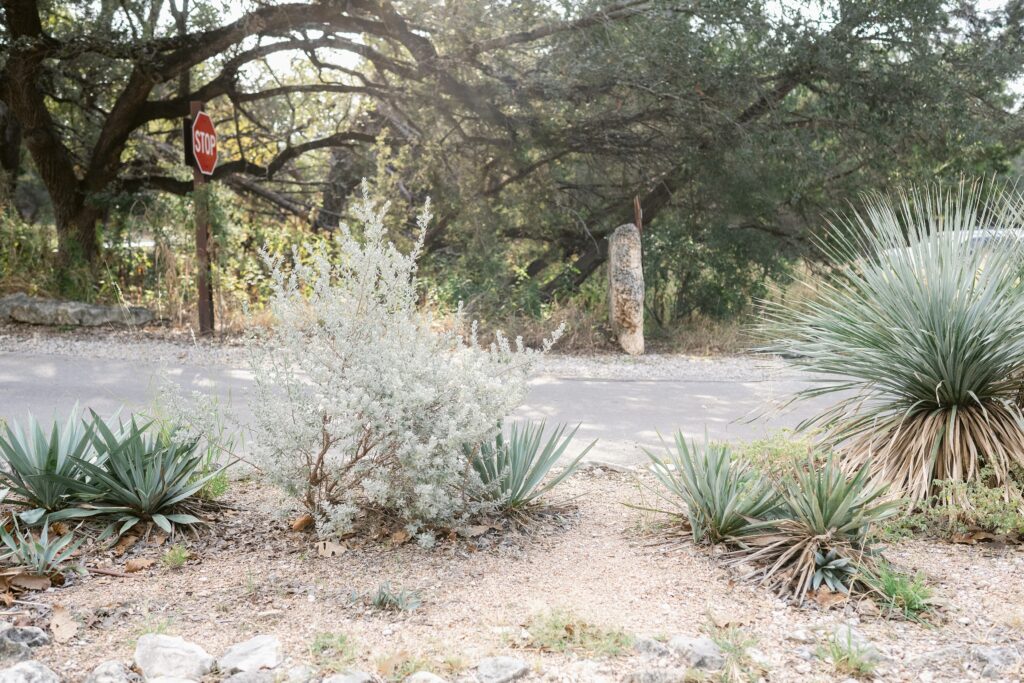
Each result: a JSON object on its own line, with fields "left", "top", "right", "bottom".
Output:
{"left": 60, "top": 412, "right": 222, "bottom": 538}
{"left": 471, "top": 421, "right": 595, "bottom": 512}
{"left": 812, "top": 549, "right": 856, "bottom": 593}
{"left": 764, "top": 181, "right": 1024, "bottom": 503}
{"left": 0, "top": 520, "right": 83, "bottom": 576}
{"left": 732, "top": 456, "right": 899, "bottom": 602}
{"left": 0, "top": 405, "right": 95, "bottom": 523}
{"left": 645, "top": 433, "right": 779, "bottom": 544}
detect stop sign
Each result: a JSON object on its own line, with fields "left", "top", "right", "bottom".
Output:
{"left": 191, "top": 111, "right": 218, "bottom": 175}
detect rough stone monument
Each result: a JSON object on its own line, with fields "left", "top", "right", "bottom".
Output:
{"left": 607, "top": 223, "right": 644, "bottom": 355}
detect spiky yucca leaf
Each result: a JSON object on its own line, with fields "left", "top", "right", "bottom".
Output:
{"left": 645, "top": 433, "right": 779, "bottom": 544}
{"left": 732, "top": 456, "right": 898, "bottom": 603}
{"left": 472, "top": 421, "right": 594, "bottom": 512}
{"left": 764, "top": 181, "right": 1024, "bottom": 503}
{"left": 0, "top": 520, "right": 82, "bottom": 576}
{"left": 0, "top": 405, "right": 95, "bottom": 522}
{"left": 57, "top": 412, "right": 219, "bottom": 537}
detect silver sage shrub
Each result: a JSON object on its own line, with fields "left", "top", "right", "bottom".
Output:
{"left": 247, "top": 189, "right": 562, "bottom": 541}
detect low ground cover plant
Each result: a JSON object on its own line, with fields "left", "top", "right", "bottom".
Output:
{"left": 764, "top": 181, "right": 1024, "bottom": 505}
{"left": 517, "top": 610, "right": 633, "bottom": 656}
{"left": 247, "top": 188, "right": 571, "bottom": 543}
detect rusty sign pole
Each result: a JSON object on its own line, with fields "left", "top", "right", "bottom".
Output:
{"left": 190, "top": 101, "right": 215, "bottom": 335}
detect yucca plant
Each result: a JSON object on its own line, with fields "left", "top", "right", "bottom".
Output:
{"left": 732, "top": 456, "right": 899, "bottom": 603}
{"left": 645, "top": 433, "right": 779, "bottom": 544}
{"left": 0, "top": 405, "right": 95, "bottom": 524}
{"left": 764, "top": 181, "right": 1024, "bottom": 503}
{"left": 0, "top": 520, "right": 83, "bottom": 576}
{"left": 59, "top": 412, "right": 221, "bottom": 538}
{"left": 471, "top": 421, "right": 595, "bottom": 512}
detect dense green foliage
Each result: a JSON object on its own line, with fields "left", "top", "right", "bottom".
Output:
{"left": 3, "top": 1, "right": 1023, "bottom": 331}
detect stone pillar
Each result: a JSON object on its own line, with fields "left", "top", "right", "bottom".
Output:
{"left": 607, "top": 223, "right": 645, "bottom": 355}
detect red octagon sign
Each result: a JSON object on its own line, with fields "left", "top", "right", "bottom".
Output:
{"left": 191, "top": 111, "right": 218, "bottom": 175}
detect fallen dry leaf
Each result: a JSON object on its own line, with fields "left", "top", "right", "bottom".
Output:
{"left": 291, "top": 514, "right": 315, "bottom": 532}
{"left": 377, "top": 650, "right": 409, "bottom": 676}
{"left": 316, "top": 541, "right": 345, "bottom": 557}
{"left": 810, "top": 587, "right": 848, "bottom": 609}
{"left": 10, "top": 574, "right": 51, "bottom": 591}
{"left": 50, "top": 605, "right": 78, "bottom": 643}
{"left": 112, "top": 535, "right": 139, "bottom": 556}
{"left": 125, "top": 558, "right": 155, "bottom": 573}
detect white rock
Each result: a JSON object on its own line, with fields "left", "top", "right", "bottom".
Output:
{"left": 219, "top": 635, "right": 283, "bottom": 673}
{"left": 283, "top": 664, "right": 318, "bottom": 683}
{"left": 634, "top": 637, "right": 671, "bottom": 657}
{"left": 475, "top": 656, "right": 529, "bottom": 683}
{"left": 322, "top": 670, "right": 374, "bottom": 683}
{"left": 85, "top": 661, "right": 134, "bottom": 683}
{"left": 134, "top": 634, "right": 215, "bottom": 680}
{"left": 0, "top": 662, "right": 60, "bottom": 683}
{"left": 404, "top": 673, "right": 446, "bottom": 683}
{"left": 0, "top": 628, "right": 48, "bottom": 649}
{"left": 971, "top": 645, "right": 1023, "bottom": 679}
{"left": 221, "top": 672, "right": 275, "bottom": 683}
{"left": 667, "top": 635, "right": 725, "bottom": 670}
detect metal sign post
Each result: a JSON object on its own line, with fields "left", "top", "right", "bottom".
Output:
{"left": 189, "top": 101, "right": 216, "bottom": 335}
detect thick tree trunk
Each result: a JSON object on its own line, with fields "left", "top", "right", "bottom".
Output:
{"left": 0, "top": 103, "right": 21, "bottom": 202}
{"left": 53, "top": 203, "right": 102, "bottom": 291}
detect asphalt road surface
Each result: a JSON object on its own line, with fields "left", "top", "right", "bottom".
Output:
{"left": 0, "top": 350, "right": 831, "bottom": 466}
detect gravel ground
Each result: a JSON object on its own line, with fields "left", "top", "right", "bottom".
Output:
{"left": 0, "top": 324, "right": 789, "bottom": 381}
{"left": 18, "top": 471, "right": 1024, "bottom": 683}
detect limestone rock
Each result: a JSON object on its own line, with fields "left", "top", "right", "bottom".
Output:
{"left": 971, "top": 645, "right": 1022, "bottom": 679}
{"left": 475, "top": 656, "right": 529, "bottom": 683}
{"left": 634, "top": 637, "right": 671, "bottom": 658}
{"left": 219, "top": 635, "right": 283, "bottom": 673}
{"left": 666, "top": 635, "right": 725, "bottom": 670}
{"left": 622, "top": 670, "right": 690, "bottom": 683}
{"left": 322, "top": 670, "right": 374, "bottom": 683}
{"left": 0, "top": 293, "right": 154, "bottom": 327}
{"left": 0, "top": 641, "right": 29, "bottom": 664}
{"left": 830, "top": 624, "right": 885, "bottom": 663}
{"left": 134, "top": 634, "right": 214, "bottom": 680}
{"left": 404, "top": 673, "right": 446, "bottom": 683}
{"left": 0, "top": 661, "right": 59, "bottom": 683}
{"left": 282, "top": 664, "right": 319, "bottom": 683}
{"left": 607, "top": 223, "right": 645, "bottom": 355}
{"left": 221, "top": 672, "right": 275, "bottom": 683}
{"left": 85, "top": 661, "right": 138, "bottom": 683}
{"left": 0, "top": 629, "right": 47, "bottom": 650}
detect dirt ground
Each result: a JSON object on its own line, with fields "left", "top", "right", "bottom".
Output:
{"left": 15, "top": 469, "right": 1023, "bottom": 682}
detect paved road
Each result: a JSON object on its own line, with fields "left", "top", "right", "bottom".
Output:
{"left": 0, "top": 352, "right": 829, "bottom": 466}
